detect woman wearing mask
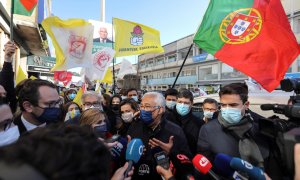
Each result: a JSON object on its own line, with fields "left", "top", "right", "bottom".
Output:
{"left": 62, "top": 102, "right": 81, "bottom": 122}
{"left": 107, "top": 95, "right": 122, "bottom": 134}
{"left": 117, "top": 99, "right": 139, "bottom": 137}
{"left": 64, "top": 89, "right": 77, "bottom": 104}
{"left": 79, "top": 108, "right": 111, "bottom": 139}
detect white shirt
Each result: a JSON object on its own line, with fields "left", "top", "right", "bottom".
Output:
{"left": 21, "top": 115, "right": 46, "bottom": 131}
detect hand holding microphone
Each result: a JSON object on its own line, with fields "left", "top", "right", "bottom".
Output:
{"left": 124, "top": 138, "right": 144, "bottom": 177}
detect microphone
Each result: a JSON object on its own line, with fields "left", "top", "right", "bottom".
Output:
{"left": 260, "top": 104, "right": 286, "bottom": 113}
{"left": 169, "top": 151, "right": 194, "bottom": 180}
{"left": 124, "top": 138, "right": 144, "bottom": 177}
{"left": 192, "top": 154, "right": 220, "bottom": 180}
{"left": 214, "top": 154, "right": 247, "bottom": 180}
{"left": 111, "top": 137, "right": 127, "bottom": 161}
{"left": 230, "top": 157, "right": 266, "bottom": 180}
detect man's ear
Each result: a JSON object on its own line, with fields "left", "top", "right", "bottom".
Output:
{"left": 244, "top": 101, "right": 250, "bottom": 109}
{"left": 23, "top": 101, "right": 34, "bottom": 113}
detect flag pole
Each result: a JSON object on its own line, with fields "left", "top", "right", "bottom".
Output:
{"left": 111, "top": 17, "right": 116, "bottom": 95}
{"left": 171, "top": 43, "right": 193, "bottom": 89}
{"left": 10, "top": 0, "right": 14, "bottom": 41}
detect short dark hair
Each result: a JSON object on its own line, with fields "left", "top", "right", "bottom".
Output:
{"left": 203, "top": 98, "right": 218, "bottom": 107}
{"left": 177, "top": 90, "right": 193, "bottom": 103}
{"left": 120, "top": 98, "right": 139, "bottom": 112}
{"left": 0, "top": 124, "right": 111, "bottom": 179}
{"left": 126, "top": 88, "right": 138, "bottom": 95}
{"left": 219, "top": 83, "right": 248, "bottom": 103}
{"left": 165, "top": 88, "right": 178, "bottom": 98}
{"left": 18, "top": 79, "right": 57, "bottom": 111}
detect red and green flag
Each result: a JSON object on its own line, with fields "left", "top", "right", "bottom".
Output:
{"left": 194, "top": 0, "right": 300, "bottom": 92}
{"left": 13, "top": 0, "right": 38, "bottom": 16}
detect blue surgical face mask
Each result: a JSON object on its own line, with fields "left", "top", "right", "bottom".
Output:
{"left": 132, "top": 96, "right": 138, "bottom": 102}
{"left": 176, "top": 103, "right": 190, "bottom": 116}
{"left": 221, "top": 107, "right": 243, "bottom": 124}
{"left": 140, "top": 110, "right": 154, "bottom": 125}
{"left": 203, "top": 111, "right": 214, "bottom": 119}
{"left": 35, "top": 107, "right": 62, "bottom": 123}
{"left": 64, "top": 109, "right": 81, "bottom": 121}
{"left": 166, "top": 101, "right": 176, "bottom": 110}
{"left": 0, "top": 126, "right": 20, "bottom": 147}
{"left": 94, "top": 124, "right": 107, "bottom": 138}
{"left": 68, "top": 93, "right": 76, "bottom": 100}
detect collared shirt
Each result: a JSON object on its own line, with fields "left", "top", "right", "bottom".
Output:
{"left": 21, "top": 115, "right": 46, "bottom": 132}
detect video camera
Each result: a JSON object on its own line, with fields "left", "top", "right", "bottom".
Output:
{"left": 259, "top": 78, "right": 300, "bottom": 177}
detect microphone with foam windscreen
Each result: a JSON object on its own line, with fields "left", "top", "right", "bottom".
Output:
{"left": 111, "top": 137, "right": 128, "bottom": 161}
{"left": 214, "top": 153, "right": 247, "bottom": 180}
{"left": 169, "top": 151, "right": 194, "bottom": 180}
{"left": 124, "top": 138, "right": 144, "bottom": 177}
{"left": 192, "top": 154, "right": 220, "bottom": 180}
{"left": 230, "top": 157, "right": 266, "bottom": 180}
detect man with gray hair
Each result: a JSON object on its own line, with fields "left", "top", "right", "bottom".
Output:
{"left": 65, "top": 91, "right": 103, "bottom": 125}
{"left": 81, "top": 91, "right": 103, "bottom": 111}
{"left": 127, "top": 92, "right": 191, "bottom": 179}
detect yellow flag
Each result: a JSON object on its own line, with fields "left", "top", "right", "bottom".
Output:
{"left": 42, "top": 16, "right": 94, "bottom": 71}
{"left": 73, "top": 88, "right": 83, "bottom": 106}
{"left": 16, "top": 65, "right": 27, "bottom": 85}
{"left": 29, "top": 75, "right": 37, "bottom": 80}
{"left": 100, "top": 67, "right": 113, "bottom": 84}
{"left": 113, "top": 18, "right": 164, "bottom": 57}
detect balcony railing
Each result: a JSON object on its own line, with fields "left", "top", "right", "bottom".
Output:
{"left": 147, "top": 75, "right": 197, "bottom": 85}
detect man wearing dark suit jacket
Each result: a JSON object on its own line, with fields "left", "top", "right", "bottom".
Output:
{"left": 93, "top": 27, "right": 113, "bottom": 43}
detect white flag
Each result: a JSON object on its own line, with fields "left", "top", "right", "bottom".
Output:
{"left": 117, "top": 59, "right": 137, "bottom": 79}
{"left": 85, "top": 47, "right": 115, "bottom": 81}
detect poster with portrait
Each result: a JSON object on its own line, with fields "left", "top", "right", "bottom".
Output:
{"left": 89, "top": 20, "right": 114, "bottom": 49}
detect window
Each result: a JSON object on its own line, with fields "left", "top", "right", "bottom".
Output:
{"left": 221, "top": 63, "right": 247, "bottom": 79}
{"left": 148, "top": 60, "right": 154, "bottom": 67}
{"left": 156, "top": 57, "right": 164, "bottom": 65}
{"left": 140, "top": 62, "right": 145, "bottom": 68}
{"left": 198, "top": 65, "right": 218, "bottom": 80}
{"left": 191, "top": 68, "right": 196, "bottom": 75}
{"left": 167, "top": 55, "right": 176, "bottom": 63}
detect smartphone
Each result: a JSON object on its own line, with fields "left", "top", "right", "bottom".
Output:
{"left": 154, "top": 151, "right": 170, "bottom": 170}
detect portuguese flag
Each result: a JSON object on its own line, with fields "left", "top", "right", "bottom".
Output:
{"left": 13, "top": 0, "right": 38, "bottom": 16}
{"left": 194, "top": 0, "right": 300, "bottom": 92}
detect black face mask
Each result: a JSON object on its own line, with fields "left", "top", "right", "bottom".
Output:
{"left": 111, "top": 104, "right": 119, "bottom": 112}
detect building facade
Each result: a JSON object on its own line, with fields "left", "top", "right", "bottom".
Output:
{"left": 138, "top": 0, "right": 300, "bottom": 92}
{"left": 0, "top": 0, "right": 51, "bottom": 80}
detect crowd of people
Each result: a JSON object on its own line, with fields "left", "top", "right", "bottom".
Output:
{"left": 0, "top": 41, "right": 299, "bottom": 180}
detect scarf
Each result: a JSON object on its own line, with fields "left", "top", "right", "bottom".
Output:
{"left": 218, "top": 113, "right": 264, "bottom": 168}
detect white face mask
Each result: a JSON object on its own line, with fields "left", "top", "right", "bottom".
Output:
{"left": 0, "top": 126, "right": 20, "bottom": 147}
{"left": 121, "top": 112, "right": 134, "bottom": 123}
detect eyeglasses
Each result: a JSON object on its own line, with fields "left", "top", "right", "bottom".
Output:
{"left": 37, "top": 98, "right": 63, "bottom": 109}
{"left": 83, "top": 102, "right": 101, "bottom": 108}
{"left": 139, "top": 105, "right": 160, "bottom": 111}
{"left": 0, "top": 118, "right": 13, "bottom": 131}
